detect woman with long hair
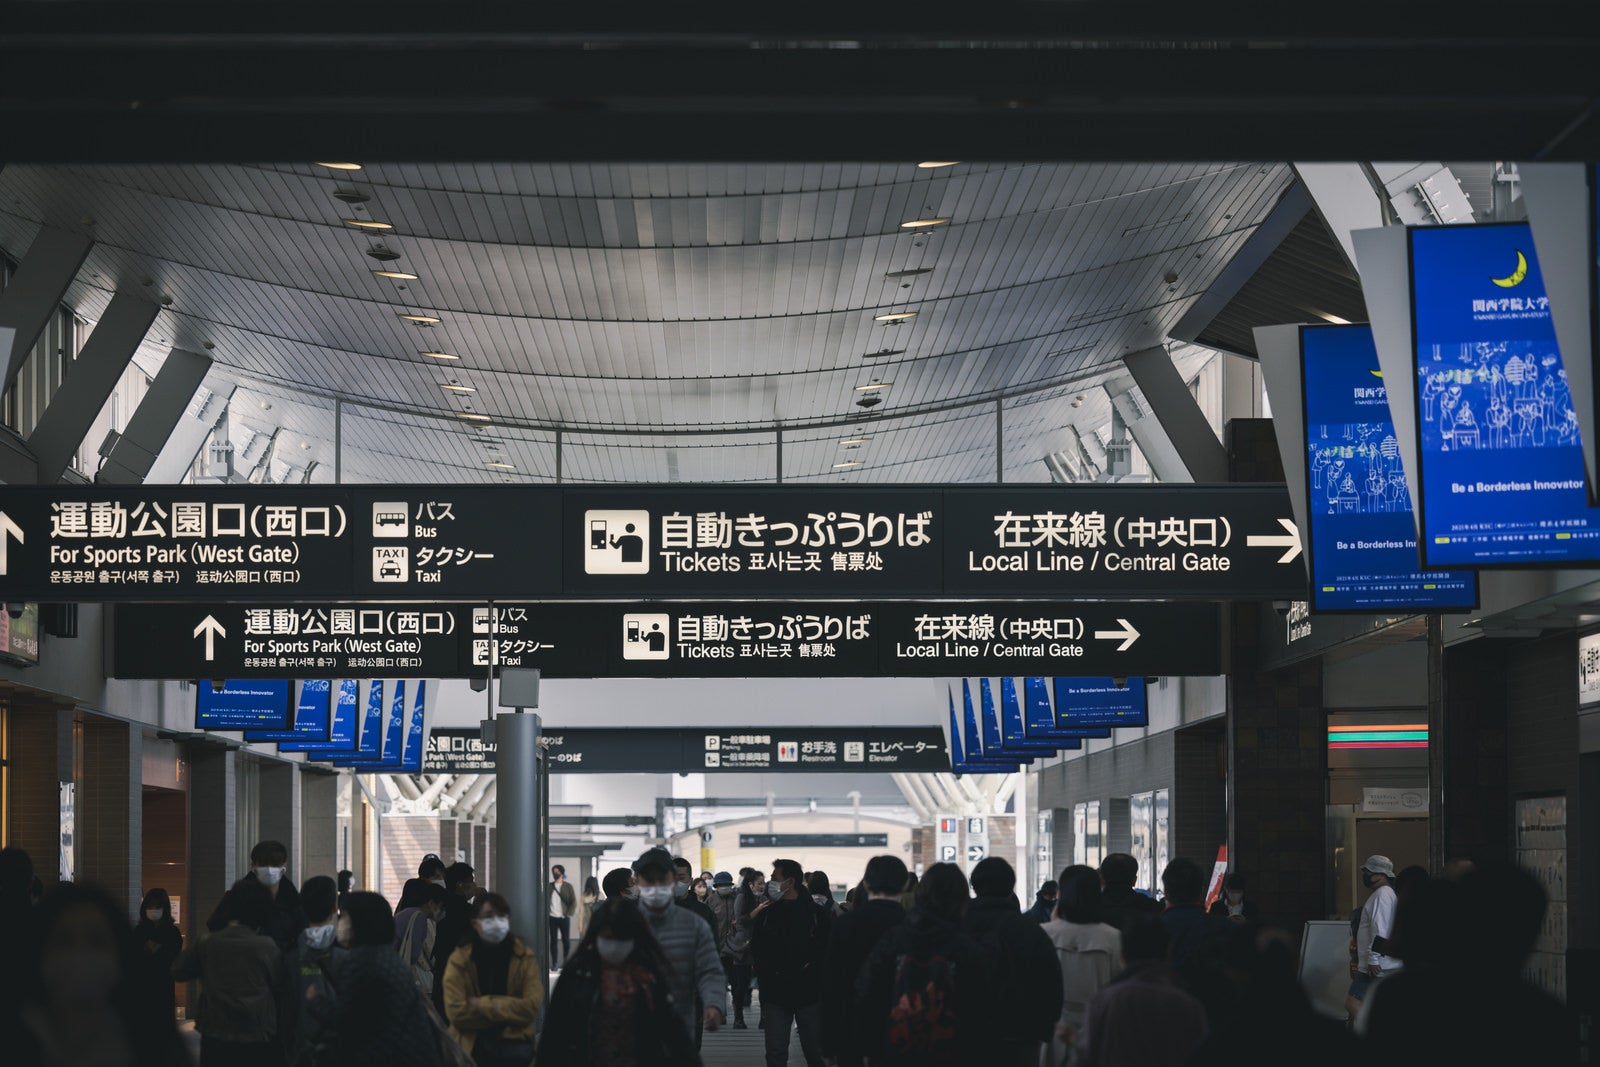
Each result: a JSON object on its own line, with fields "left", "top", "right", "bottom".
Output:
{"left": 723, "top": 869, "right": 765, "bottom": 1029}
{"left": 443, "top": 892, "right": 544, "bottom": 1067}
{"left": 131, "top": 887, "right": 183, "bottom": 1022}
{"left": 328, "top": 890, "right": 442, "bottom": 1067}
{"left": 536, "top": 899, "right": 701, "bottom": 1066}
{"left": 15, "top": 882, "right": 188, "bottom": 1067}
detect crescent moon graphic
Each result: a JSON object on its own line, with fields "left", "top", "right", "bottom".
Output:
{"left": 1490, "top": 249, "right": 1528, "bottom": 288}
{"left": 1370, "top": 370, "right": 1384, "bottom": 378}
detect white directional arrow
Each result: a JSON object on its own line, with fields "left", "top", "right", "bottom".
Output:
{"left": 1092, "top": 618, "right": 1141, "bottom": 652}
{"left": 1247, "top": 518, "right": 1303, "bottom": 564}
{"left": 0, "top": 512, "right": 23, "bottom": 576}
{"left": 193, "top": 615, "right": 227, "bottom": 662}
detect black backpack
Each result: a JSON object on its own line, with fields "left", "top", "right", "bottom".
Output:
{"left": 883, "top": 948, "right": 960, "bottom": 1063}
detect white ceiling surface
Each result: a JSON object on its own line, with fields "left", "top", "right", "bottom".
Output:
{"left": 0, "top": 162, "right": 1293, "bottom": 484}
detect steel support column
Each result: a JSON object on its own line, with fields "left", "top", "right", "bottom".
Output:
{"left": 0, "top": 226, "right": 93, "bottom": 391}
{"left": 1121, "top": 346, "right": 1229, "bottom": 483}
{"left": 494, "top": 713, "right": 542, "bottom": 957}
{"left": 98, "top": 348, "right": 213, "bottom": 484}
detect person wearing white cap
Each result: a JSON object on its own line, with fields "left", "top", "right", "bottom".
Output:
{"left": 1346, "top": 854, "right": 1401, "bottom": 1022}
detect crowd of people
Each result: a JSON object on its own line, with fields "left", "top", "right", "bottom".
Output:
{"left": 0, "top": 838, "right": 1579, "bottom": 1066}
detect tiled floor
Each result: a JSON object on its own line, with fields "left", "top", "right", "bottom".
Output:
{"left": 697, "top": 998, "right": 813, "bottom": 1067}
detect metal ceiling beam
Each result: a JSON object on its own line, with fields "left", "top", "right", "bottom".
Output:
{"left": 97, "top": 347, "right": 213, "bottom": 485}
{"left": 5, "top": 8, "right": 1600, "bottom": 161}
{"left": 27, "top": 292, "right": 160, "bottom": 483}
{"left": 0, "top": 226, "right": 93, "bottom": 392}
{"left": 1104, "top": 378, "right": 1192, "bottom": 484}
{"left": 1121, "top": 346, "right": 1229, "bottom": 483}
{"left": 145, "top": 384, "right": 234, "bottom": 484}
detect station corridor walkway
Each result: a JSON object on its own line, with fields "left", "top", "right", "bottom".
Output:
{"left": 696, "top": 993, "right": 812, "bottom": 1067}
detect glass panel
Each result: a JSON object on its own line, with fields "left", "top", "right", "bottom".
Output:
{"left": 1155, "top": 788, "right": 1170, "bottom": 898}
{"left": 1129, "top": 791, "right": 1154, "bottom": 893}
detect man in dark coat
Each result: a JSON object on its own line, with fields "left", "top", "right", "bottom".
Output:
{"left": 820, "top": 854, "right": 909, "bottom": 1067}
{"left": 205, "top": 839, "right": 306, "bottom": 953}
{"left": 1097, "top": 853, "right": 1161, "bottom": 933}
{"left": 752, "top": 857, "right": 832, "bottom": 1067}
{"left": 962, "top": 858, "right": 1064, "bottom": 1067}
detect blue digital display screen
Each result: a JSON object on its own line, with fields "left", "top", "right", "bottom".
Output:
{"left": 993, "top": 677, "right": 1066, "bottom": 753}
{"left": 1410, "top": 223, "right": 1600, "bottom": 565}
{"left": 1053, "top": 677, "right": 1150, "bottom": 727}
{"left": 1300, "top": 325, "right": 1478, "bottom": 611}
{"left": 342, "top": 680, "right": 426, "bottom": 773}
{"left": 196, "top": 680, "right": 291, "bottom": 730}
{"left": 338, "top": 680, "right": 406, "bottom": 769}
{"left": 961, "top": 679, "right": 1027, "bottom": 768}
{"left": 278, "top": 680, "right": 360, "bottom": 753}
{"left": 245, "top": 679, "right": 333, "bottom": 743}
{"left": 947, "top": 685, "right": 1019, "bottom": 773}
{"left": 1022, "top": 676, "right": 1109, "bottom": 741}
{"left": 308, "top": 680, "right": 385, "bottom": 762}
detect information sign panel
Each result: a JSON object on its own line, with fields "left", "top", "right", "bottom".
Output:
{"left": 1410, "top": 223, "right": 1600, "bottom": 565}
{"left": 308, "top": 680, "right": 385, "bottom": 762}
{"left": 1300, "top": 324, "right": 1477, "bottom": 610}
{"left": 195, "top": 679, "right": 291, "bottom": 730}
{"left": 1021, "top": 675, "right": 1109, "bottom": 741}
{"left": 993, "top": 676, "right": 1070, "bottom": 753}
{"left": 1054, "top": 677, "right": 1150, "bottom": 728}
{"left": 278, "top": 679, "right": 361, "bottom": 753}
{"left": 244, "top": 679, "right": 333, "bottom": 743}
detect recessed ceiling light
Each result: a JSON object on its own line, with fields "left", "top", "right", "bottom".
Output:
{"left": 486, "top": 461, "right": 515, "bottom": 470}
{"left": 455, "top": 412, "right": 491, "bottom": 422}
{"left": 916, "top": 161, "right": 960, "bottom": 169}
{"left": 259, "top": 400, "right": 272, "bottom": 410}
{"left": 440, "top": 383, "right": 475, "bottom": 393}
{"left": 874, "top": 311, "right": 918, "bottom": 322}
{"left": 1316, "top": 311, "right": 1353, "bottom": 325}
{"left": 833, "top": 460, "right": 863, "bottom": 469}
{"left": 343, "top": 219, "right": 393, "bottom": 230}
{"left": 314, "top": 162, "right": 363, "bottom": 171}
{"left": 420, "top": 351, "right": 459, "bottom": 360}
{"left": 300, "top": 441, "right": 311, "bottom": 450}
{"left": 398, "top": 313, "right": 441, "bottom": 324}
{"left": 884, "top": 267, "right": 934, "bottom": 279}
{"left": 840, "top": 437, "right": 872, "bottom": 446}
{"left": 899, "top": 218, "right": 949, "bottom": 229}
{"left": 372, "top": 269, "right": 418, "bottom": 280}
{"left": 855, "top": 383, "right": 891, "bottom": 391}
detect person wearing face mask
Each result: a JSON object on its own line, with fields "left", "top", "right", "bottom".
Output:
{"left": 419, "top": 855, "right": 448, "bottom": 886}
{"left": 327, "top": 892, "right": 442, "bottom": 1067}
{"left": 549, "top": 864, "right": 578, "bottom": 971}
{"left": 443, "top": 893, "right": 544, "bottom": 1067}
{"left": 1347, "top": 855, "right": 1401, "bottom": 1019}
{"left": 724, "top": 871, "right": 764, "bottom": 1029}
{"left": 14, "top": 883, "right": 189, "bottom": 1067}
{"left": 535, "top": 899, "right": 702, "bottom": 1066}
{"left": 280, "top": 876, "right": 344, "bottom": 1067}
{"left": 430, "top": 861, "right": 478, "bottom": 1015}
{"left": 672, "top": 856, "right": 719, "bottom": 942}
{"left": 579, "top": 876, "right": 600, "bottom": 939}
{"left": 1207, "top": 873, "right": 1259, "bottom": 925}
{"left": 131, "top": 887, "right": 184, "bottom": 1024}
{"left": 395, "top": 878, "right": 449, "bottom": 994}
{"left": 805, "top": 872, "right": 838, "bottom": 917}
{"left": 629, "top": 848, "right": 727, "bottom": 1049}
{"left": 207, "top": 839, "right": 306, "bottom": 954}
{"left": 174, "top": 878, "right": 287, "bottom": 1067}
{"left": 750, "top": 858, "right": 832, "bottom": 1067}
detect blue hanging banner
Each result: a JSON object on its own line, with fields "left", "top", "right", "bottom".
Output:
{"left": 1021, "top": 676, "right": 1108, "bottom": 741}
{"left": 337, "top": 680, "right": 408, "bottom": 769}
{"left": 996, "top": 677, "right": 1073, "bottom": 753}
{"left": 278, "top": 679, "right": 361, "bottom": 753}
{"left": 244, "top": 679, "right": 334, "bottom": 743}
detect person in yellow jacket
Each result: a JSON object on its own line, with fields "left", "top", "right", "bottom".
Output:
{"left": 443, "top": 893, "right": 546, "bottom": 1067}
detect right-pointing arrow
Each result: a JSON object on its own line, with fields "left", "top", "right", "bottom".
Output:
{"left": 1093, "top": 618, "right": 1141, "bottom": 652}
{"left": 1247, "top": 517, "right": 1303, "bottom": 564}
{"left": 0, "top": 512, "right": 23, "bottom": 577}
{"left": 193, "top": 614, "right": 227, "bottom": 662}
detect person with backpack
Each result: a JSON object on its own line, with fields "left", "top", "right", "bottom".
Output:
{"left": 281, "top": 876, "right": 344, "bottom": 1067}
{"left": 819, "top": 855, "right": 908, "bottom": 1067}
{"left": 854, "top": 862, "right": 995, "bottom": 1067}
{"left": 961, "top": 858, "right": 1062, "bottom": 1067}
{"left": 750, "top": 858, "right": 832, "bottom": 1067}
{"left": 173, "top": 878, "right": 287, "bottom": 1067}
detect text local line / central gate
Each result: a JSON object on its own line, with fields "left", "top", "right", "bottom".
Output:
{"left": 0, "top": 483, "right": 1307, "bottom": 602}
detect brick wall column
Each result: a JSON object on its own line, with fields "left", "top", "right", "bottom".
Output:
{"left": 301, "top": 768, "right": 339, "bottom": 884}
{"left": 77, "top": 715, "right": 141, "bottom": 917}
{"left": 186, "top": 745, "right": 236, "bottom": 931}
{"left": 258, "top": 760, "right": 300, "bottom": 876}
{"left": 4, "top": 705, "right": 68, "bottom": 887}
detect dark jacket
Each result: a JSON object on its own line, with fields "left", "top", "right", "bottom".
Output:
{"left": 855, "top": 911, "right": 997, "bottom": 1065}
{"left": 751, "top": 894, "right": 832, "bottom": 1008}
{"left": 131, "top": 918, "right": 184, "bottom": 1016}
{"left": 1159, "top": 904, "right": 1216, "bottom": 968}
{"left": 820, "top": 897, "right": 906, "bottom": 1064}
{"left": 280, "top": 934, "right": 345, "bottom": 1066}
{"left": 1025, "top": 894, "right": 1057, "bottom": 925}
{"left": 549, "top": 878, "right": 578, "bottom": 918}
{"left": 535, "top": 952, "right": 702, "bottom": 1067}
{"left": 207, "top": 873, "right": 306, "bottom": 954}
{"left": 331, "top": 944, "right": 443, "bottom": 1067}
{"left": 173, "top": 923, "right": 285, "bottom": 1044}
{"left": 961, "top": 895, "right": 1063, "bottom": 1044}
{"left": 431, "top": 891, "right": 473, "bottom": 1010}
{"left": 1097, "top": 886, "right": 1161, "bottom": 933}
{"left": 676, "top": 892, "right": 720, "bottom": 944}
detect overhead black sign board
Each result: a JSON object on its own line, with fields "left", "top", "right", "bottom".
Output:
{"left": 1, "top": 483, "right": 1304, "bottom": 602}
{"left": 110, "top": 600, "right": 1224, "bottom": 679}
{"left": 424, "top": 726, "right": 950, "bottom": 774}
{"left": 738, "top": 833, "right": 890, "bottom": 848}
